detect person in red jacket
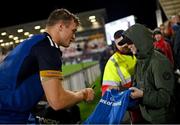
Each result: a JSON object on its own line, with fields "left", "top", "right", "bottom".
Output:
{"left": 153, "top": 29, "right": 174, "bottom": 66}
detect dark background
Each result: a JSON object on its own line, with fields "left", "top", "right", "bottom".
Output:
{"left": 0, "top": 0, "right": 167, "bottom": 29}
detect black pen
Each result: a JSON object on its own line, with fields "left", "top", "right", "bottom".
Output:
{"left": 91, "top": 84, "right": 96, "bottom": 89}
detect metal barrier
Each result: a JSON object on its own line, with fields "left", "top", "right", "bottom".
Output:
{"left": 62, "top": 63, "right": 100, "bottom": 91}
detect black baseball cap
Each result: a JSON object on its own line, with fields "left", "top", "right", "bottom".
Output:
{"left": 114, "top": 30, "right": 124, "bottom": 39}
{"left": 153, "top": 30, "right": 162, "bottom": 36}
{"left": 118, "top": 35, "right": 133, "bottom": 46}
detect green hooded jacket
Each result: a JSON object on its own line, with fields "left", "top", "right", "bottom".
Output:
{"left": 124, "top": 24, "right": 176, "bottom": 123}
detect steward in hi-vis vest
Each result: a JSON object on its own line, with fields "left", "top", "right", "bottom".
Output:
{"left": 102, "top": 30, "right": 136, "bottom": 95}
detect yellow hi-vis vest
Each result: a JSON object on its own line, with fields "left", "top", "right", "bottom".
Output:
{"left": 102, "top": 52, "right": 136, "bottom": 94}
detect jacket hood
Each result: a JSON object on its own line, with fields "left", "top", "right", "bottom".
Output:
{"left": 123, "top": 23, "right": 154, "bottom": 59}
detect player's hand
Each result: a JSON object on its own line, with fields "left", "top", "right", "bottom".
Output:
{"left": 81, "top": 88, "right": 95, "bottom": 102}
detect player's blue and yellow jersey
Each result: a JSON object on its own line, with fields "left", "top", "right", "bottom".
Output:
{"left": 0, "top": 32, "right": 62, "bottom": 123}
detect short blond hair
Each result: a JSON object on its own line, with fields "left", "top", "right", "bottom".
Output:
{"left": 46, "top": 8, "right": 80, "bottom": 27}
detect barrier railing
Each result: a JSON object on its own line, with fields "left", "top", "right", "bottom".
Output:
{"left": 62, "top": 63, "right": 100, "bottom": 91}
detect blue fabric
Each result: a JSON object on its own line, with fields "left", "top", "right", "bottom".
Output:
{"left": 0, "top": 34, "right": 45, "bottom": 123}
{"left": 27, "top": 113, "right": 36, "bottom": 124}
{"left": 84, "top": 89, "right": 136, "bottom": 124}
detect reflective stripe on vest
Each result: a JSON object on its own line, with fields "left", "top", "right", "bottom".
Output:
{"left": 111, "top": 58, "right": 131, "bottom": 86}
{"left": 102, "top": 80, "right": 119, "bottom": 86}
